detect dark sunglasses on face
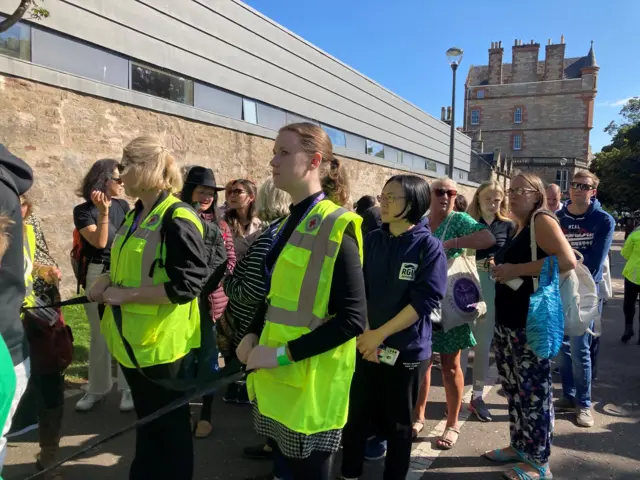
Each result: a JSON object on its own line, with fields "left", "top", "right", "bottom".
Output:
{"left": 570, "top": 182, "right": 595, "bottom": 191}
{"left": 434, "top": 188, "right": 457, "bottom": 198}
{"left": 110, "top": 176, "right": 123, "bottom": 185}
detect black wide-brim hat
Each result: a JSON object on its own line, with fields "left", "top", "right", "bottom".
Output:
{"left": 185, "top": 166, "right": 225, "bottom": 191}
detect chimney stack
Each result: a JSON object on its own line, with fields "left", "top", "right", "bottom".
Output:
{"left": 512, "top": 39, "right": 540, "bottom": 83}
{"left": 488, "top": 40, "right": 504, "bottom": 85}
{"left": 446, "top": 106, "right": 452, "bottom": 122}
{"left": 544, "top": 36, "right": 566, "bottom": 81}
{"left": 441, "top": 107, "right": 446, "bottom": 122}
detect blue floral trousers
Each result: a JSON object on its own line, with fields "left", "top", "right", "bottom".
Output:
{"left": 494, "top": 324, "right": 554, "bottom": 465}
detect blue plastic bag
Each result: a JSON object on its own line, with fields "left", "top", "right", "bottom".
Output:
{"left": 526, "top": 256, "right": 564, "bottom": 359}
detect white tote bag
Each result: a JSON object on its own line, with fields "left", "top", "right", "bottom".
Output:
{"left": 431, "top": 214, "right": 487, "bottom": 332}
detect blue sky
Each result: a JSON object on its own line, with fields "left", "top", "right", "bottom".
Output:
{"left": 244, "top": 0, "right": 639, "bottom": 153}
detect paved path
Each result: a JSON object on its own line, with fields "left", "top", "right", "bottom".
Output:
{"left": 4, "top": 233, "right": 639, "bottom": 480}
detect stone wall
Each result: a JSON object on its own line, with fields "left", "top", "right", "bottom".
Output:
{"left": 0, "top": 74, "right": 477, "bottom": 294}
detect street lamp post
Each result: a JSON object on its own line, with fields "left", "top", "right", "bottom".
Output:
{"left": 446, "top": 47, "right": 464, "bottom": 179}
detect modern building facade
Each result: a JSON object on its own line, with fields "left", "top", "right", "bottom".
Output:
{"left": 463, "top": 37, "right": 599, "bottom": 193}
{"left": 0, "top": 0, "right": 475, "bottom": 293}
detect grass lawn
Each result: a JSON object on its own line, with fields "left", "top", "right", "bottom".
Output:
{"left": 62, "top": 304, "right": 90, "bottom": 383}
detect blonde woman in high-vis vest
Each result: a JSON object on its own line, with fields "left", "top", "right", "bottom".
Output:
{"left": 88, "top": 137, "right": 207, "bottom": 480}
{"left": 236, "top": 123, "right": 367, "bottom": 480}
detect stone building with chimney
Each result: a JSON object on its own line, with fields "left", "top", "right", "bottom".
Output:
{"left": 463, "top": 37, "right": 599, "bottom": 194}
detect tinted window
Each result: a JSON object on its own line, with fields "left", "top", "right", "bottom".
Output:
{"left": 194, "top": 82, "right": 242, "bottom": 119}
{"left": 321, "top": 125, "right": 346, "bottom": 148}
{"left": 0, "top": 19, "right": 30, "bottom": 60}
{"left": 131, "top": 62, "right": 193, "bottom": 105}
{"left": 258, "top": 103, "right": 286, "bottom": 130}
{"left": 243, "top": 98, "right": 258, "bottom": 124}
{"left": 366, "top": 140, "right": 385, "bottom": 159}
{"left": 345, "top": 133, "right": 366, "bottom": 153}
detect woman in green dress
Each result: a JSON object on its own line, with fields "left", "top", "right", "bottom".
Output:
{"left": 412, "top": 177, "right": 495, "bottom": 449}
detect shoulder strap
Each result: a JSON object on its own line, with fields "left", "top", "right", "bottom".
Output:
{"left": 530, "top": 210, "right": 540, "bottom": 290}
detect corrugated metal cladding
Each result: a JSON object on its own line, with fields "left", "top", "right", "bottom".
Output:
{"left": 0, "top": 0, "right": 471, "bottom": 171}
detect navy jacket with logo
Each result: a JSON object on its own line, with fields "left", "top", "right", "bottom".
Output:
{"left": 364, "top": 217, "right": 448, "bottom": 362}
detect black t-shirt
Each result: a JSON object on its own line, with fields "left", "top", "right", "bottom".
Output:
{"left": 73, "top": 198, "right": 130, "bottom": 262}
{"left": 494, "top": 224, "right": 548, "bottom": 329}
{"left": 476, "top": 217, "right": 515, "bottom": 261}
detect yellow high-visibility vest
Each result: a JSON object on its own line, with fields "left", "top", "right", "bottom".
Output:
{"left": 248, "top": 199, "right": 363, "bottom": 435}
{"left": 101, "top": 193, "right": 204, "bottom": 368}
{"left": 23, "top": 224, "right": 36, "bottom": 308}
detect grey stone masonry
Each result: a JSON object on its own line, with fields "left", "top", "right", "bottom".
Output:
{"left": 511, "top": 43, "right": 540, "bottom": 83}
{"left": 544, "top": 43, "right": 566, "bottom": 81}
{"left": 488, "top": 42, "right": 504, "bottom": 85}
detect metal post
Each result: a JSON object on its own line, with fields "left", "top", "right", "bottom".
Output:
{"left": 448, "top": 63, "right": 458, "bottom": 179}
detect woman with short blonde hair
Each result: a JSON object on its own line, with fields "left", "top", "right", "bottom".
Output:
{"left": 89, "top": 136, "right": 208, "bottom": 480}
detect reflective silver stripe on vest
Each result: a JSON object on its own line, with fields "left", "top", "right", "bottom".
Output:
{"left": 266, "top": 207, "right": 347, "bottom": 329}
{"left": 24, "top": 237, "right": 33, "bottom": 298}
{"left": 116, "top": 216, "right": 163, "bottom": 288}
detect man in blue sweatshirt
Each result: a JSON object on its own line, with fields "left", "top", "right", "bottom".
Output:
{"left": 556, "top": 170, "right": 614, "bottom": 428}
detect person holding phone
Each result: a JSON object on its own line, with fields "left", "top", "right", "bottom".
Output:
{"left": 340, "top": 174, "right": 447, "bottom": 480}
{"left": 73, "top": 159, "right": 132, "bottom": 412}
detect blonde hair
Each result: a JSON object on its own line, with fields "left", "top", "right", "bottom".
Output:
{"left": 512, "top": 171, "right": 548, "bottom": 222}
{"left": 468, "top": 180, "right": 510, "bottom": 222}
{"left": 432, "top": 176, "right": 458, "bottom": 190}
{"left": 256, "top": 177, "right": 291, "bottom": 222}
{"left": 573, "top": 169, "right": 600, "bottom": 189}
{"left": 278, "top": 123, "right": 350, "bottom": 206}
{"left": 121, "top": 136, "right": 183, "bottom": 193}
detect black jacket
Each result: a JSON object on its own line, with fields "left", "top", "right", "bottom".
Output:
{"left": 0, "top": 145, "right": 34, "bottom": 365}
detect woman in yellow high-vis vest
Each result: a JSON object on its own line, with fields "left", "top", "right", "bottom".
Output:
{"left": 236, "top": 123, "right": 367, "bottom": 480}
{"left": 87, "top": 137, "right": 207, "bottom": 480}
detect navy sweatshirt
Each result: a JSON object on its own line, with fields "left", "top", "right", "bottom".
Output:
{"left": 558, "top": 198, "right": 615, "bottom": 283}
{"left": 364, "top": 217, "right": 448, "bottom": 361}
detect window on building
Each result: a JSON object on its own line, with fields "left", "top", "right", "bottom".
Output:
{"left": 556, "top": 169, "right": 569, "bottom": 192}
{"left": 0, "top": 19, "right": 30, "bottom": 60}
{"left": 131, "top": 62, "right": 193, "bottom": 105}
{"left": 514, "top": 107, "right": 523, "bottom": 124}
{"left": 426, "top": 160, "right": 437, "bottom": 172}
{"left": 513, "top": 134, "right": 522, "bottom": 150}
{"left": 345, "top": 133, "right": 366, "bottom": 153}
{"left": 286, "top": 112, "right": 316, "bottom": 125}
{"left": 476, "top": 90, "right": 485, "bottom": 99}
{"left": 366, "top": 139, "right": 385, "bottom": 159}
{"left": 242, "top": 98, "right": 258, "bottom": 124}
{"left": 412, "top": 155, "right": 425, "bottom": 169}
{"left": 321, "top": 124, "right": 346, "bottom": 148}
{"left": 471, "top": 109, "right": 480, "bottom": 125}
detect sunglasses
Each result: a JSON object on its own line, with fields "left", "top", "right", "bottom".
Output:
{"left": 110, "top": 176, "right": 123, "bottom": 185}
{"left": 434, "top": 188, "right": 457, "bottom": 198}
{"left": 570, "top": 182, "right": 595, "bottom": 191}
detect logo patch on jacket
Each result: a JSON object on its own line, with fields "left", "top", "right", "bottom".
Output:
{"left": 399, "top": 263, "right": 418, "bottom": 281}
{"left": 305, "top": 214, "right": 322, "bottom": 233}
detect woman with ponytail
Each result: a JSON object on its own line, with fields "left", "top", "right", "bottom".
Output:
{"left": 236, "top": 123, "right": 366, "bottom": 480}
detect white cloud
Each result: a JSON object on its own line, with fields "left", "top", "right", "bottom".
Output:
{"left": 597, "top": 97, "right": 634, "bottom": 107}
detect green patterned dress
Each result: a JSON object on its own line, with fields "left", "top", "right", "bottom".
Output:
{"left": 432, "top": 212, "right": 487, "bottom": 354}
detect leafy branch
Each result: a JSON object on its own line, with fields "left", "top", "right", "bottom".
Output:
{"left": 0, "top": 0, "right": 50, "bottom": 34}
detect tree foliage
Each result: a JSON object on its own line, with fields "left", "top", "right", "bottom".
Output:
{"left": 592, "top": 97, "right": 640, "bottom": 212}
{"left": 0, "top": 0, "right": 50, "bottom": 34}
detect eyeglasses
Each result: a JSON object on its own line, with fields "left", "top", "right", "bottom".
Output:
{"left": 507, "top": 187, "right": 537, "bottom": 196}
{"left": 377, "top": 194, "right": 406, "bottom": 204}
{"left": 228, "top": 188, "right": 247, "bottom": 196}
{"left": 570, "top": 182, "right": 595, "bottom": 191}
{"left": 434, "top": 188, "right": 457, "bottom": 198}
{"left": 110, "top": 176, "right": 123, "bottom": 185}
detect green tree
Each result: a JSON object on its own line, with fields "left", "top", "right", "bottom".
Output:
{"left": 592, "top": 97, "right": 640, "bottom": 212}
{"left": 0, "top": 0, "right": 49, "bottom": 34}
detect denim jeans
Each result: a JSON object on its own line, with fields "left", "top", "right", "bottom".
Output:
{"left": 559, "top": 320, "right": 594, "bottom": 408}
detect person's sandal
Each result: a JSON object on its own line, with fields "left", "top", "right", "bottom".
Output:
{"left": 412, "top": 420, "right": 425, "bottom": 439}
{"left": 435, "top": 426, "right": 460, "bottom": 450}
{"left": 503, "top": 462, "right": 553, "bottom": 479}
{"left": 483, "top": 447, "right": 521, "bottom": 463}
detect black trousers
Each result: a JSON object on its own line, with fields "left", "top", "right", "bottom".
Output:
{"left": 341, "top": 355, "right": 429, "bottom": 480}
{"left": 624, "top": 278, "right": 640, "bottom": 327}
{"left": 121, "top": 360, "right": 193, "bottom": 480}
{"left": 271, "top": 440, "right": 334, "bottom": 480}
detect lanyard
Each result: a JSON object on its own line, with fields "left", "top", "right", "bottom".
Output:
{"left": 264, "top": 193, "right": 326, "bottom": 284}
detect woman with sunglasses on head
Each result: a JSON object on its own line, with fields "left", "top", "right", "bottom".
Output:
{"left": 486, "top": 173, "right": 575, "bottom": 480}
{"left": 89, "top": 137, "right": 208, "bottom": 480}
{"left": 412, "top": 177, "right": 495, "bottom": 450}
{"left": 236, "top": 123, "right": 366, "bottom": 480}
{"left": 73, "top": 159, "right": 133, "bottom": 413}
{"left": 225, "top": 179, "right": 262, "bottom": 262}
{"left": 462, "top": 181, "right": 515, "bottom": 422}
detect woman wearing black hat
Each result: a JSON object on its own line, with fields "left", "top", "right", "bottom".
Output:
{"left": 181, "top": 166, "right": 236, "bottom": 438}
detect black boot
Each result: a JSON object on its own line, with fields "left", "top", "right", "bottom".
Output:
{"left": 36, "top": 406, "right": 64, "bottom": 479}
{"left": 621, "top": 326, "right": 634, "bottom": 344}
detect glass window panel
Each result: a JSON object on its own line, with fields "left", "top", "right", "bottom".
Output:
{"left": 426, "top": 160, "right": 438, "bottom": 172}
{"left": 243, "top": 98, "right": 258, "bottom": 124}
{"left": 131, "top": 62, "right": 193, "bottom": 105}
{"left": 194, "top": 82, "right": 242, "bottom": 119}
{"left": 0, "top": 18, "right": 30, "bottom": 60}
{"left": 384, "top": 146, "right": 400, "bottom": 163}
{"left": 477, "top": 90, "right": 485, "bottom": 99}
{"left": 257, "top": 103, "right": 286, "bottom": 130}
{"left": 286, "top": 112, "right": 316, "bottom": 125}
{"left": 366, "top": 140, "right": 385, "bottom": 159}
{"left": 471, "top": 109, "right": 480, "bottom": 125}
{"left": 413, "top": 155, "right": 426, "bottom": 169}
{"left": 513, "top": 134, "right": 522, "bottom": 150}
{"left": 321, "top": 124, "right": 346, "bottom": 148}
{"left": 345, "top": 133, "right": 366, "bottom": 153}
{"left": 514, "top": 108, "right": 523, "bottom": 124}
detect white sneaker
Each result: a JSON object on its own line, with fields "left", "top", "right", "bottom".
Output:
{"left": 75, "top": 393, "right": 104, "bottom": 412}
{"left": 120, "top": 390, "right": 134, "bottom": 412}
